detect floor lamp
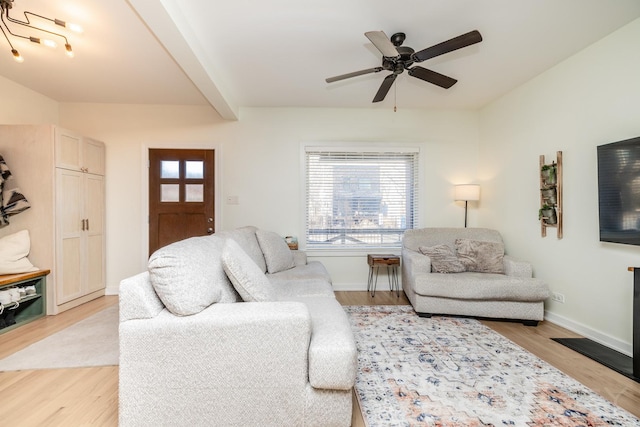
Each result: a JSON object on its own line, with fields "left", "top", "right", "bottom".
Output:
{"left": 454, "top": 184, "right": 480, "bottom": 228}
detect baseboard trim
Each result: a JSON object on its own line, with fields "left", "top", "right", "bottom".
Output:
{"left": 544, "top": 310, "right": 632, "bottom": 357}
{"left": 332, "top": 283, "right": 367, "bottom": 291}
{"left": 105, "top": 285, "right": 120, "bottom": 296}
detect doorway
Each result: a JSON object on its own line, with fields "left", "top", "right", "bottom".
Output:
{"left": 148, "top": 148, "right": 215, "bottom": 255}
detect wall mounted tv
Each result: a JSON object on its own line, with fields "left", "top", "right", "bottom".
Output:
{"left": 598, "top": 136, "right": 640, "bottom": 246}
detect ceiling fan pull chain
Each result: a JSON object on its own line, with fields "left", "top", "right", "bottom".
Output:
{"left": 394, "top": 80, "right": 397, "bottom": 112}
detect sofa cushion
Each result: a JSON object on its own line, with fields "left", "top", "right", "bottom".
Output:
{"left": 148, "top": 235, "right": 239, "bottom": 316}
{"left": 267, "top": 261, "right": 335, "bottom": 299}
{"left": 222, "top": 238, "right": 275, "bottom": 302}
{"left": 418, "top": 244, "right": 465, "bottom": 273}
{"left": 413, "top": 272, "right": 550, "bottom": 301}
{"left": 256, "top": 229, "right": 295, "bottom": 274}
{"left": 455, "top": 238, "right": 505, "bottom": 274}
{"left": 216, "top": 226, "right": 267, "bottom": 273}
{"left": 119, "top": 272, "right": 164, "bottom": 321}
{"left": 0, "top": 229, "right": 38, "bottom": 275}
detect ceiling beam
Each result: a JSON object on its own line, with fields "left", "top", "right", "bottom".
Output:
{"left": 126, "top": 0, "right": 238, "bottom": 120}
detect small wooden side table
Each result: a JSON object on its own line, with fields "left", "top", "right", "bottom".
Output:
{"left": 367, "top": 254, "right": 400, "bottom": 297}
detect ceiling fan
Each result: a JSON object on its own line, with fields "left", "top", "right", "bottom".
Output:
{"left": 325, "top": 30, "right": 482, "bottom": 103}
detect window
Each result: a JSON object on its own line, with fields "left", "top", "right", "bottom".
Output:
{"left": 305, "top": 147, "right": 419, "bottom": 249}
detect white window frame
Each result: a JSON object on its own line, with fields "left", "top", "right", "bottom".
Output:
{"left": 303, "top": 145, "right": 419, "bottom": 251}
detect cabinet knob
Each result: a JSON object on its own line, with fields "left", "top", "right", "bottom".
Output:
{"left": 207, "top": 227, "right": 214, "bottom": 234}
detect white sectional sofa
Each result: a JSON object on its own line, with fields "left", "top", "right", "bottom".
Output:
{"left": 402, "top": 227, "right": 550, "bottom": 325}
{"left": 119, "top": 226, "right": 357, "bottom": 426}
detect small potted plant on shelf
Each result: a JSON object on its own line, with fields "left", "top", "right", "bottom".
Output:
{"left": 541, "top": 164, "right": 557, "bottom": 185}
{"left": 541, "top": 187, "right": 557, "bottom": 204}
{"left": 539, "top": 204, "right": 557, "bottom": 224}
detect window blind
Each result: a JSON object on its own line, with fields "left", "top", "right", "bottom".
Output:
{"left": 305, "top": 148, "right": 419, "bottom": 249}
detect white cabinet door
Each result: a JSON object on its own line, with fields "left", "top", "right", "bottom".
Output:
{"left": 84, "top": 138, "right": 105, "bottom": 176}
{"left": 55, "top": 129, "right": 105, "bottom": 176}
{"left": 55, "top": 169, "right": 84, "bottom": 304}
{"left": 85, "top": 174, "right": 105, "bottom": 294}
{"left": 55, "top": 129, "right": 83, "bottom": 172}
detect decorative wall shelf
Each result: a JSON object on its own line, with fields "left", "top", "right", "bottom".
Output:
{"left": 540, "top": 151, "right": 563, "bottom": 239}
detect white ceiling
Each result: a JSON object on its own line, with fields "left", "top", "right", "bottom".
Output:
{"left": 1, "top": 0, "right": 639, "bottom": 120}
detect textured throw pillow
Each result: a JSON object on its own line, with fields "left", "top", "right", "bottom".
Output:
{"left": 148, "top": 235, "right": 239, "bottom": 316}
{"left": 418, "top": 244, "right": 465, "bottom": 273}
{"left": 255, "top": 229, "right": 295, "bottom": 274}
{"left": 455, "top": 238, "right": 505, "bottom": 274}
{"left": 222, "top": 239, "right": 275, "bottom": 302}
{"left": 0, "top": 230, "right": 38, "bottom": 275}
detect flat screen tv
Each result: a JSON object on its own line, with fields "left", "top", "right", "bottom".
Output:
{"left": 598, "top": 136, "right": 640, "bottom": 246}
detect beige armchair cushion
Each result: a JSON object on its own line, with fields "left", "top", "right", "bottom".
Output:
{"left": 455, "top": 238, "right": 505, "bottom": 274}
{"left": 418, "top": 244, "right": 465, "bottom": 273}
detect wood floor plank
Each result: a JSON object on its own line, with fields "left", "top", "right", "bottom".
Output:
{"left": 1, "top": 292, "right": 638, "bottom": 426}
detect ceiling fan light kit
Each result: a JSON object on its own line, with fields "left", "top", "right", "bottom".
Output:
{"left": 326, "top": 29, "right": 483, "bottom": 103}
{"left": 0, "top": 0, "right": 82, "bottom": 62}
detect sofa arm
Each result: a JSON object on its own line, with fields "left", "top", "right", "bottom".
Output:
{"left": 402, "top": 247, "right": 431, "bottom": 275}
{"left": 119, "top": 271, "right": 164, "bottom": 321}
{"left": 292, "top": 250, "right": 307, "bottom": 266}
{"left": 119, "top": 301, "right": 312, "bottom": 425}
{"left": 503, "top": 255, "right": 533, "bottom": 278}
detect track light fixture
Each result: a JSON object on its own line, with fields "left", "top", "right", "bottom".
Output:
{"left": 0, "top": 0, "right": 82, "bottom": 62}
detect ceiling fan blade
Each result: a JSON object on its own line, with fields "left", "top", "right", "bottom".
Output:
{"left": 365, "top": 31, "right": 400, "bottom": 58}
{"left": 372, "top": 74, "right": 397, "bottom": 103}
{"left": 408, "top": 66, "right": 457, "bottom": 89}
{"left": 325, "top": 67, "right": 384, "bottom": 83}
{"left": 413, "top": 30, "right": 482, "bottom": 62}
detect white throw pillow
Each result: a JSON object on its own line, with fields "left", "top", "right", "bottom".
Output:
{"left": 255, "top": 229, "right": 295, "bottom": 274}
{"left": 222, "top": 239, "right": 275, "bottom": 302}
{"left": 148, "top": 235, "right": 239, "bottom": 316}
{"left": 0, "top": 230, "right": 38, "bottom": 275}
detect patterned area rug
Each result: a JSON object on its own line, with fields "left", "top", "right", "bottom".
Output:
{"left": 345, "top": 305, "right": 640, "bottom": 427}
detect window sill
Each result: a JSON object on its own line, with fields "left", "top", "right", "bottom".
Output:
{"left": 305, "top": 248, "right": 401, "bottom": 258}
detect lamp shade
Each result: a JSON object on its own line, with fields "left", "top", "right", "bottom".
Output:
{"left": 454, "top": 184, "right": 480, "bottom": 201}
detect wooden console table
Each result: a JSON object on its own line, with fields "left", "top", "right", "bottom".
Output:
{"left": 367, "top": 254, "right": 400, "bottom": 297}
{"left": 0, "top": 269, "right": 49, "bottom": 334}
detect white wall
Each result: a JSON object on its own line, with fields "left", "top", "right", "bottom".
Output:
{"left": 59, "top": 105, "right": 479, "bottom": 292}
{"left": 479, "top": 18, "right": 640, "bottom": 353}
{"left": 0, "top": 75, "right": 58, "bottom": 124}
{"left": 0, "top": 77, "right": 59, "bottom": 261}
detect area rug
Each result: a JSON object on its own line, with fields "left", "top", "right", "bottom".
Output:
{"left": 345, "top": 305, "right": 640, "bottom": 426}
{"left": 0, "top": 305, "right": 118, "bottom": 371}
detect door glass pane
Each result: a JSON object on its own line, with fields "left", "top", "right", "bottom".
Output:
{"left": 161, "top": 184, "right": 180, "bottom": 202}
{"left": 161, "top": 161, "right": 179, "bottom": 179}
{"left": 185, "top": 161, "right": 204, "bottom": 179}
{"left": 185, "top": 184, "right": 204, "bottom": 202}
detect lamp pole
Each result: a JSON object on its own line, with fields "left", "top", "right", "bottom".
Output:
{"left": 464, "top": 200, "right": 469, "bottom": 228}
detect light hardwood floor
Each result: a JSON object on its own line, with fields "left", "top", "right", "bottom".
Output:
{"left": 0, "top": 292, "right": 638, "bottom": 426}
